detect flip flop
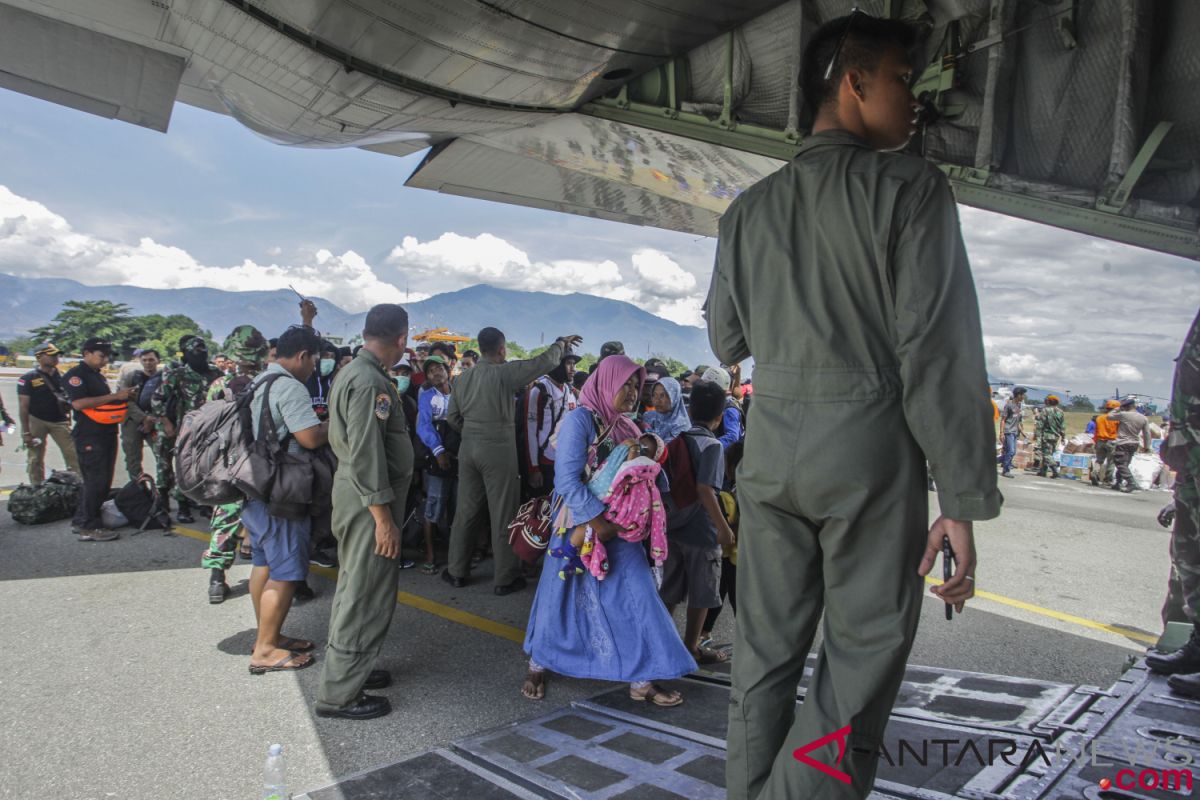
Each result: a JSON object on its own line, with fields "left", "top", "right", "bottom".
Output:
{"left": 630, "top": 683, "right": 683, "bottom": 707}
{"left": 420, "top": 562, "right": 440, "bottom": 575}
{"left": 277, "top": 636, "right": 315, "bottom": 652}
{"left": 694, "top": 647, "right": 729, "bottom": 665}
{"left": 249, "top": 651, "right": 314, "bottom": 675}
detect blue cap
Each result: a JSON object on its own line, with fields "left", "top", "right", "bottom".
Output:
{"left": 268, "top": 744, "right": 283, "bottom": 757}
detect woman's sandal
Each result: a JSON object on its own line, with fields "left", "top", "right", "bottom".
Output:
{"left": 420, "top": 562, "right": 440, "bottom": 575}
{"left": 249, "top": 651, "right": 314, "bottom": 675}
{"left": 630, "top": 683, "right": 683, "bottom": 707}
{"left": 521, "top": 670, "right": 547, "bottom": 700}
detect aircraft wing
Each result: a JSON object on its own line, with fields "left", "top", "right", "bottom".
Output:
{"left": 1, "top": 0, "right": 1197, "bottom": 258}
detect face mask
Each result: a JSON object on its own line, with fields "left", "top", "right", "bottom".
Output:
{"left": 395, "top": 376, "right": 411, "bottom": 393}
{"left": 623, "top": 411, "right": 639, "bottom": 420}
{"left": 319, "top": 358, "right": 335, "bottom": 377}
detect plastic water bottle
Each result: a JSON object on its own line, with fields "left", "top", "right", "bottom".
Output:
{"left": 4, "top": 423, "right": 14, "bottom": 435}
{"left": 263, "top": 744, "right": 288, "bottom": 800}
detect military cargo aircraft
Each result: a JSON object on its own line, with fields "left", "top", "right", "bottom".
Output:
{"left": 1, "top": 1, "right": 1196, "bottom": 797}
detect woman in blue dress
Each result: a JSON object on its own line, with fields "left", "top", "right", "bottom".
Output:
{"left": 521, "top": 355, "right": 696, "bottom": 705}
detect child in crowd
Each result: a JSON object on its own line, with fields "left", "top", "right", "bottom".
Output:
{"left": 659, "top": 381, "right": 735, "bottom": 665}
{"left": 701, "top": 439, "right": 742, "bottom": 647}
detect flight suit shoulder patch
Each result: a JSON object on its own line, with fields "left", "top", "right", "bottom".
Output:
{"left": 374, "top": 392, "right": 391, "bottom": 420}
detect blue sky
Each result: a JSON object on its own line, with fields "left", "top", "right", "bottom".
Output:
{"left": 1, "top": 86, "right": 1197, "bottom": 400}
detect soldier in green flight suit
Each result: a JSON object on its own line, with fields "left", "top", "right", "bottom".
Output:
{"left": 441, "top": 328, "right": 579, "bottom": 595}
{"left": 201, "top": 325, "right": 268, "bottom": 605}
{"left": 705, "top": 16, "right": 1001, "bottom": 800}
{"left": 1036, "top": 395, "right": 1066, "bottom": 478}
{"left": 150, "top": 334, "right": 222, "bottom": 523}
{"left": 1146, "top": 308, "right": 1200, "bottom": 698}
{"left": 315, "top": 304, "right": 414, "bottom": 721}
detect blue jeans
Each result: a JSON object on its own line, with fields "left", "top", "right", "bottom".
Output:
{"left": 1001, "top": 433, "right": 1018, "bottom": 473}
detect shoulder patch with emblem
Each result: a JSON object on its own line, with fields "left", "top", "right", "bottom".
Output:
{"left": 374, "top": 392, "right": 391, "bottom": 420}
{"left": 68, "top": 376, "right": 82, "bottom": 387}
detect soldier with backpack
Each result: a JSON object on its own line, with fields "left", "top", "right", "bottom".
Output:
{"left": 200, "top": 325, "right": 268, "bottom": 604}
{"left": 150, "top": 335, "right": 222, "bottom": 523}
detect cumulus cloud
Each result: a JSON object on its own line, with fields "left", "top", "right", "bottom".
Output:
{"left": 0, "top": 185, "right": 406, "bottom": 312}
{"left": 386, "top": 233, "right": 704, "bottom": 325}
{"left": 960, "top": 206, "right": 1199, "bottom": 397}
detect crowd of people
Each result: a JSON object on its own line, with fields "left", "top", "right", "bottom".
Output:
{"left": 997, "top": 388, "right": 1157, "bottom": 490}
{"left": 17, "top": 295, "right": 751, "bottom": 720}
{"left": 10, "top": 13, "right": 1198, "bottom": 799}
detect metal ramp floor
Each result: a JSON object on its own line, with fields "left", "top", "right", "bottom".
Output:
{"left": 297, "top": 659, "right": 1200, "bottom": 800}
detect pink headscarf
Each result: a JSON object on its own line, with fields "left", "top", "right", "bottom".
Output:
{"left": 578, "top": 355, "right": 645, "bottom": 443}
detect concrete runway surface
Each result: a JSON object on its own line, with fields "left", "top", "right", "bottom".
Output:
{"left": 0, "top": 376, "right": 1176, "bottom": 798}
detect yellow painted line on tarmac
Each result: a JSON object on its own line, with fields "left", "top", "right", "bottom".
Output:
{"left": 924, "top": 576, "right": 1157, "bottom": 645}
{"left": 173, "top": 524, "right": 1151, "bottom": 648}
{"left": 174, "top": 525, "right": 527, "bottom": 645}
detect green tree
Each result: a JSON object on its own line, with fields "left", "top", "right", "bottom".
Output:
{"left": 133, "top": 313, "right": 216, "bottom": 360}
{"left": 2, "top": 336, "right": 38, "bottom": 357}
{"left": 1068, "top": 395, "right": 1095, "bottom": 412}
{"left": 31, "top": 300, "right": 142, "bottom": 355}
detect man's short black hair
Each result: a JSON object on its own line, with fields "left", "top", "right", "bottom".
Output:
{"left": 140, "top": 349, "right": 161, "bottom": 359}
{"left": 801, "top": 14, "right": 918, "bottom": 115}
{"left": 430, "top": 341, "right": 457, "bottom": 359}
{"left": 463, "top": 349, "right": 479, "bottom": 360}
{"left": 268, "top": 338, "right": 279, "bottom": 349}
{"left": 572, "top": 370, "right": 590, "bottom": 391}
{"left": 338, "top": 346, "right": 352, "bottom": 360}
{"left": 363, "top": 303, "right": 409, "bottom": 341}
{"left": 478, "top": 327, "right": 505, "bottom": 356}
{"left": 320, "top": 339, "right": 338, "bottom": 356}
{"left": 276, "top": 326, "right": 322, "bottom": 360}
{"left": 690, "top": 381, "right": 726, "bottom": 425}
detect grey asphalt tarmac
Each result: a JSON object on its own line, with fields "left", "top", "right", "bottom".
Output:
{"left": 0, "top": 373, "right": 1176, "bottom": 799}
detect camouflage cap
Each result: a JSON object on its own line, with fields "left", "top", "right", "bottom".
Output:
{"left": 222, "top": 325, "right": 269, "bottom": 365}
{"left": 600, "top": 341, "right": 625, "bottom": 358}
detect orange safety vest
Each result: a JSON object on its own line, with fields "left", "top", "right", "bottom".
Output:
{"left": 81, "top": 402, "right": 128, "bottom": 425}
{"left": 1093, "top": 415, "right": 1119, "bottom": 441}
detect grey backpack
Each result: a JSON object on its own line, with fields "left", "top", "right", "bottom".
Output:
{"left": 175, "top": 374, "right": 284, "bottom": 505}
{"left": 229, "top": 374, "right": 315, "bottom": 520}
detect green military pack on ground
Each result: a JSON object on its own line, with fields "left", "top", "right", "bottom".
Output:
{"left": 8, "top": 470, "right": 82, "bottom": 525}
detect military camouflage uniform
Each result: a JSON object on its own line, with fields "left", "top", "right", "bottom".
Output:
{"left": 199, "top": 326, "right": 268, "bottom": 573}
{"left": 150, "top": 340, "right": 221, "bottom": 510}
{"left": 1036, "top": 406, "right": 1066, "bottom": 477}
{"left": 1164, "top": 310, "right": 1200, "bottom": 625}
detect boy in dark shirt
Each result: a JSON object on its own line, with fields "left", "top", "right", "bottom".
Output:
{"left": 660, "top": 381, "right": 736, "bottom": 664}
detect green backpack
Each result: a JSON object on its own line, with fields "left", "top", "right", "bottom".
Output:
{"left": 9, "top": 470, "right": 81, "bottom": 525}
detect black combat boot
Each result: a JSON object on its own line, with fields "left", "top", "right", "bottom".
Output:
{"left": 1145, "top": 624, "right": 1200, "bottom": 675}
{"left": 1167, "top": 672, "right": 1200, "bottom": 699}
{"left": 208, "top": 568, "right": 229, "bottom": 604}
{"left": 176, "top": 499, "right": 195, "bottom": 524}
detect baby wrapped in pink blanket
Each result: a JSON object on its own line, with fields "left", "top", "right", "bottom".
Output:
{"left": 579, "top": 433, "right": 669, "bottom": 584}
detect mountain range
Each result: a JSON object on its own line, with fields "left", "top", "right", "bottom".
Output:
{"left": 0, "top": 274, "right": 714, "bottom": 368}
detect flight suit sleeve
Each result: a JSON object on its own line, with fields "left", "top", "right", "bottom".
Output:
{"left": 501, "top": 343, "right": 565, "bottom": 393}
{"left": 892, "top": 167, "right": 1001, "bottom": 521}
{"left": 706, "top": 242, "right": 752, "bottom": 366}
{"left": 447, "top": 386, "right": 464, "bottom": 432}
{"left": 340, "top": 378, "right": 396, "bottom": 506}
